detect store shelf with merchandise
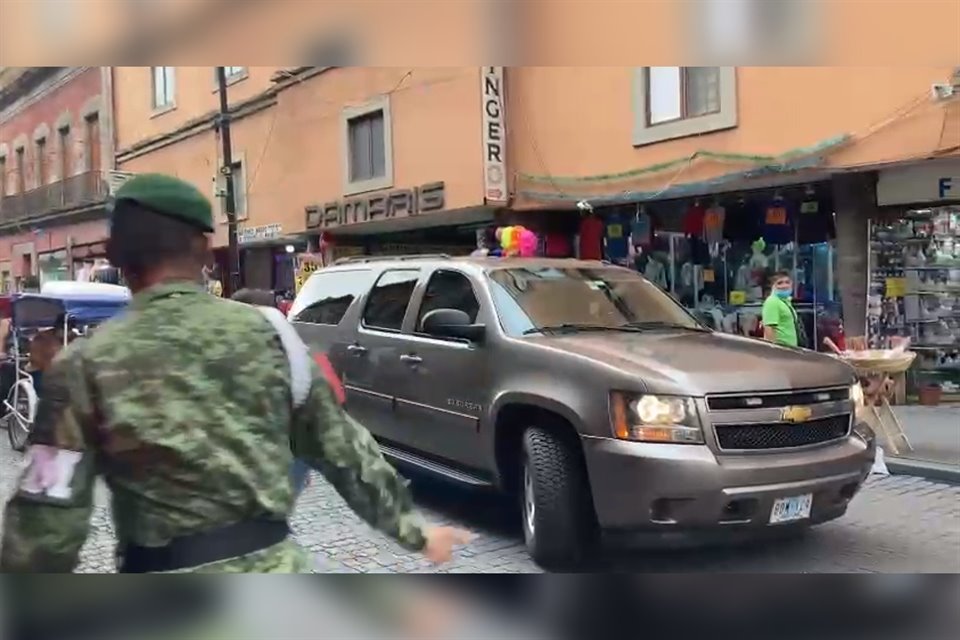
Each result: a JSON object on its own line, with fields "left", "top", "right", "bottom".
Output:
{"left": 867, "top": 206, "right": 960, "bottom": 398}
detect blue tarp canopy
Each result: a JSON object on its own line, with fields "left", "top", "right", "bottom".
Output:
{"left": 12, "top": 291, "right": 130, "bottom": 329}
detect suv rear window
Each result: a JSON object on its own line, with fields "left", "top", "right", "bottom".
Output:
{"left": 362, "top": 269, "right": 420, "bottom": 332}
{"left": 289, "top": 270, "right": 371, "bottom": 326}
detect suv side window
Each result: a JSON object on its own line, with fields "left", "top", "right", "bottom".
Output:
{"left": 362, "top": 269, "right": 420, "bottom": 332}
{"left": 416, "top": 270, "right": 480, "bottom": 331}
{"left": 290, "top": 270, "right": 371, "bottom": 326}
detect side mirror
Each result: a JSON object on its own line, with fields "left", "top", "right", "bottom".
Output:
{"left": 421, "top": 308, "right": 486, "bottom": 343}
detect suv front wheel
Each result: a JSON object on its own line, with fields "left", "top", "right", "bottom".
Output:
{"left": 521, "top": 426, "right": 595, "bottom": 569}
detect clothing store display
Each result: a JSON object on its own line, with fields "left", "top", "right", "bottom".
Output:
{"left": 631, "top": 209, "right": 655, "bottom": 248}
{"left": 544, "top": 232, "right": 573, "bottom": 258}
{"left": 644, "top": 258, "right": 668, "bottom": 290}
{"left": 761, "top": 197, "right": 795, "bottom": 245}
{"left": 682, "top": 202, "right": 706, "bottom": 237}
{"left": 703, "top": 204, "right": 726, "bottom": 245}
{"left": 722, "top": 199, "right": 762, "bottom": 243}
{"left": 578, "top": 214, "right": 604, "bottom": 261}
{"left": 604, "top": 212, "right": 630, "bottom": 262}
{"left": 688, "top": 236, "right": 710, "bottom": 265}
{"left": 797, "top": 196, "right": 836, "bottom": 244}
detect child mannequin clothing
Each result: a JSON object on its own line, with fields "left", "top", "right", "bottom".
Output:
{"left": 644, "top": 257, "right": 668, "bottom": 289}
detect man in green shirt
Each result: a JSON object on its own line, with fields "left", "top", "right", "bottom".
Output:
{"left": 762, "top": 271, "right": 800, "bottom": 347}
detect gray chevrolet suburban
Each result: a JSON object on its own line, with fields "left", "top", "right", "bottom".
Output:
{"left": 290, "top": 255, "right": 876, "bottom": 567}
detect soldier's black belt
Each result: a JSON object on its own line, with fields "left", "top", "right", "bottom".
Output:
{"left": 118, "top": 519, "right": 290, "bottom": 573}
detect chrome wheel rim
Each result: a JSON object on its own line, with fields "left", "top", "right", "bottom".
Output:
{"left": 523, "top": 464, "right": 536, "bottom": 538}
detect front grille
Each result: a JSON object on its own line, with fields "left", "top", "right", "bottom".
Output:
{"left": 715, "top": 414, "right": 851, "bottom": 451}
{"left": 707, "top": 387, "right": 849, "bottom": 411}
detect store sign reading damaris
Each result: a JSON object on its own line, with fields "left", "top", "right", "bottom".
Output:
{"left": 305, "top": 182, "right": 445, "bottom": 230}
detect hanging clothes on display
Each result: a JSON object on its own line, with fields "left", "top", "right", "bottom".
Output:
{"left": 702, "top": 201, "right": 726, "bottom": 246}
{"left": 630, "top": 206, "right": 656, "bottom": 249}
{"left": 761, "top": 194, "right": 795, "bottom": 245}
{"left": 644, "top": 256, "right": 668, "bottom": 290}
{"left": 722, "top": 197, "right": 761, "bottom": 243}
{"left": 797, "top": 194, "right": 837, "bottom": 244}
{"left": 578, "top": 213, "right": 604, "bottom": 261}
{"left": 604, "top": 209, "right": 630, "bottom": 264}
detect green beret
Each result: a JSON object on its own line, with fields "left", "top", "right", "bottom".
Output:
{"left": 113, "top": 173, "right": 214, "bottom": 233}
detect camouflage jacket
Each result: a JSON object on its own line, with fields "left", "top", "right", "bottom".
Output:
{"left": 1, "top": 281, "right": 427, "bottom": 573}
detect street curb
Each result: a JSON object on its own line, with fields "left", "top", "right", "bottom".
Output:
{"left": 887, "top": 458, "right": 960, "bottom": 485}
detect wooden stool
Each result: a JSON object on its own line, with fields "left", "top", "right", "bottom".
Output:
{"left": 859, "top": 371, "right": 912, "bottom": 455}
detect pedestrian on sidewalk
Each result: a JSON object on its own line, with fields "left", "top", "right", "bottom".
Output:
{"left": 762, "top": 270, "right": 806, "bottom": 348}
{"left": 1, "top": 173, "right": 472, "bottom": 574}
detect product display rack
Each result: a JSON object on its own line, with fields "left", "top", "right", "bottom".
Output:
{"left": 867, "top": 207, "right": 960, "bottom": 397}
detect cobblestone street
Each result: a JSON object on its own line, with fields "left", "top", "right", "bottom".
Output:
{"left": 2, "top": 445, "right": 958, "bottom": 573}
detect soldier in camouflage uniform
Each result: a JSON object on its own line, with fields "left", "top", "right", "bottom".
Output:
{"left": 1, "top": 173, "right": 471, "bottom": 573}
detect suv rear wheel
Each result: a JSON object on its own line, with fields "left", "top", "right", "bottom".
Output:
{"left": 521, "top": 426, "right": 595, "bottom": 569}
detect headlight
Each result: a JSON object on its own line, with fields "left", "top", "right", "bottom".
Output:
{"left": 851, "top": 381, "right": 865, "bottom": 408}
{"left": 850, "top": 381, "right": 867, "bottom": 420}
{"left": 610, "top": 393, "right": 704, "bottom": 444}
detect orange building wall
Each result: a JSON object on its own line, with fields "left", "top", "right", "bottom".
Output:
{"left": 115, "top": 67, "right": 487, "bottom": 247}
{"left": 507, "top": 66, "right": 960, "bottom": 207}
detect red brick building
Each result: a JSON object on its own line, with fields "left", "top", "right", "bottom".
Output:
{"left": 0, "top": 67, "right": 115, "bottom": 291}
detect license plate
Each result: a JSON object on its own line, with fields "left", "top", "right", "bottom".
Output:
{"left": 769, "top": 494, "right": 813, "bottom": 525}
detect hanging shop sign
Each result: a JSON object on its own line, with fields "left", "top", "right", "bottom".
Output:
{"left": 294, "top": 254, "right": 323, "bottom": 293}
{"left": 305, "top": 182, "right": 445, "bottom": 230}
{"left": 237, "top": 223, "right": 283, "bottom": 245}
{"left": 480, "top": 66, "right": 507, "bottom": 204}
{"left": 876, "top": 160, "right": 960, "bottom": 206}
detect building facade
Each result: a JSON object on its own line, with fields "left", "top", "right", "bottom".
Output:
{"left": 0, "top": 67, "right": 115, "bottom": 292}
{"left": 112, "top": 66, "right": 501, "bottom": 292}
{"left": 503, "top": 66, "right": 960, "bottom": 334}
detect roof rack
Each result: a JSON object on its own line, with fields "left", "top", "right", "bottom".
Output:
{"left": 332, "top": 253, "right": 453, "bottom": 266}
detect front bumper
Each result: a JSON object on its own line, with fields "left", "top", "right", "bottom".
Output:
{"left": 582, "top": 420, "right": 875, "bottom": 537}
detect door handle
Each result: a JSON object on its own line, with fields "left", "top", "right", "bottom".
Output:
{"left": 399, "top": 354, "right": 423, "bottom": 365}
{"left": 346, "top": 344, "right": 367, "bottom": 356}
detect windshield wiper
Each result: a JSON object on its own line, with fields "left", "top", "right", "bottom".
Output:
{"left": 624, "top": 321, "right": 710, "bottom": 333}
{"left": 523, "top": 323, "right": 646, "bottom": 335}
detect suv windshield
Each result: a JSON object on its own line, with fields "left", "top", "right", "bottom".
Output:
{"left": 487, "top": 266, "right": 705, "bottom": 336}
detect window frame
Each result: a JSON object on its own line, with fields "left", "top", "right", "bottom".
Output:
{"left": 289, "top": 269, "right": 371, "bottom": 327}
{"left": 214, "top": 66, "right": 249, "bottom": 90}
{"left": 632, "top": 67, "right": 737, "bottom": 147}
{"left": 151, "top": 66, "right": 176, "bottom": 113}
{"left": 57, "top": 124, "right": 71, "bottom": 181}
{"left": 413, "top": 269, "right": 482, "bottom": 339}
{"left": 341, "top": 95, "right": 393, "bottom": 196}
{"left": 360, "top": 268, "right": 421, "bottom": 334}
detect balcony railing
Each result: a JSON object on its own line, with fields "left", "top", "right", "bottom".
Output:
{"left": 0, "top": 170, "right": 108, "bottom": 224}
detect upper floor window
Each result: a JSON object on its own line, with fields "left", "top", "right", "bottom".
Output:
{"left": 15, "top": 147, "right": 26, "bottom": 194}
{"left": 633, "top": 67, "right": 737, "bottom": 147}
{"left": 229, "top": 160, "right": 247, "bottom": 219}
{"left": 152, "top": 66, "right": 176, "bottom": 110}
{"left": 224, "top": 66, "right": 245, "bottom": 78}
{"left": 0, "top": 156, "right": 6, "bottom": 197}
{"left": 348, "top": 111, "right": 386, "bottom": 183}
{"left": 35, "top": 137, "right": 48, "bottom": 186}
{"left": 58, "top": 126, "right": 71, "bottom": 180}
{"left": 342, "top": 96, "right": 393, "bottom": 195}
{"left": 647, "top": 67, "right": 720, "bottom": 125}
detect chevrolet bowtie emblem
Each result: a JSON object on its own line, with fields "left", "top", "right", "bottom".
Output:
{"left": 781, "top": 406, "right": 813, "bottom": 423}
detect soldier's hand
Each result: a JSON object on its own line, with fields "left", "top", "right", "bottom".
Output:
{"left": 422, "top": 526, "right": 475, "bottom": 564}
